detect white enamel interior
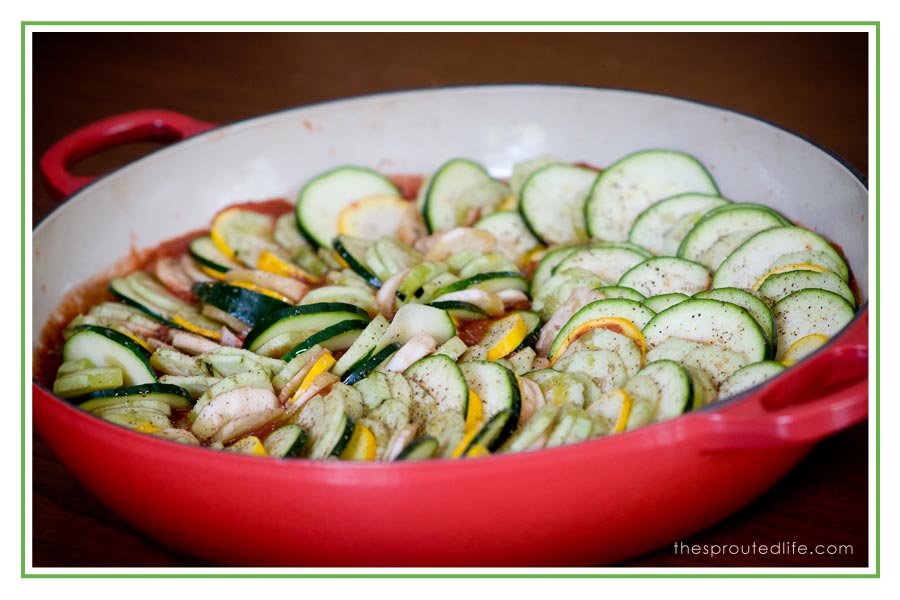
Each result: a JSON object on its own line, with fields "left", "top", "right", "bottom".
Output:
{"left": 32, "top": 85, "right": 868, "bottom": 351}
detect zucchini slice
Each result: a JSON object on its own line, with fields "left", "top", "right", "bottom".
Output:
{"left": 74, "top": 383, "right": 194, "bottom": 412}
{"left": 718, "top": 361, "right": 786, "bottom": 399}
{"left": 628, "top": 192, "right": 731, "bottom": 255}
{"left": 474, "top": 210, "right": 542, "bottom": 263}
{"left": 342, "top": 342, "right": 401, "bottom": 385}
{"left": 427, "top": 300, "right": 489, "bottom": 321}
{"left": 53, "top": 367, "right": 124, "bottom": 399}
{"left": 281, "top": 319, "right": 368, "bottom": 361}
{"left": 677, "top": 203, "right": 790, "bottom": 267}
{"left": 772, "top": 289, "right": 855, "bottom": 360}
{"left": 762, "top": 251, "right": 850, "bottom": 284}
{"left": 694, "top": 287, "right": 777, "bottom": 358}
{"left": 189, "top": 235, "right": 242, "bottom": 274}
{"left": 618, "top": 257, "right": 711, "bottom": 297}
{"left": 622, "top": 374, "right": 661, "bottom": 430}
{"left": 110, "top": 272, "right": 195, "bottom": 326}
{"left": 519, "top": 163, "right": 598, "bottom": 245}
{"left": 678, "top": 344, "right": 748, "bottom": 387}
{"left": 685, "top": 366, "right": 718, "bottom": 408}
{"left": 375, "top": 303, "right": 457, "bottom": 351}
{"left": 645, "top": 337, "right": 706, "bottom": 364}
{"left": 545, "top": 405, "right": 592, "bottom": 448}
{"left": 512, "top": 310, "right": 542, "bottom": 352}
{"left": 367, "top": 237, "right": 422, "bottom": 283}
{"left": 549, "top": 299, "right": 656, "bottom": 361}
{"left": 404, "top": 354, "right": 469, "bottom": 417}
{"left": 635, "top": 360, "right": 693, "bottom": 422}
{"left": 596, "top": 285, "right": 646, "bottom": 302}
{"left": 478, "top": 313, "right": 530, "bottom": 360}
{"left": 332, "top": 314, "right": 390, "bottom": 377}
{"left": 560, "top": 327, "right": 644, "bottom": 376}
{"left": 191, "top": 281, "right": 291, "bottom": 327}
{"left": 459, "top": 360, "right": 521, "bottom": 445}
{"left": 642, "top": 293, "right": 689, "bottom": 313}
{"left": 296, "top": 166, "right": 401, "bottom": 248}
{"left": 711, "top": 226, "right": 849, "bottom": 289}
{"left": 525, "top": 369, "right": 595, "bottom": 409}
{"left": 501, "top": 404, "right": 559, "bottom": 453}
{"left": 210, "top": 207, "right": 278, "bottom": 268}
{"left": 242, "top": 302, "right": 369, "bottom": 356}
{"left": 337, "top": 194, "right": 411, "bottom": 241}
{"left": 395, "top": 435, "right": 440, "bottom": 460}
{"left": 425, "top": 410, "right": 467, "bottom": 457}
{"left": 100, "top": 409, "right": 173, "bottom": 432}
{"left": 782, "top": 333, "right": 830, "bottom": 362}
{"left": 553, "top": 244, "right": 650, "bottom": 286}
{"left": 333, "top": 234, "right": 382, "bottom": 288}
{"left": 62, "top": 326, "right": 157, "bottom": 387}
{"left": 641, "top": 298, "right": 768, "bottom": 363}
{"left": 432, "top": 271, "right": 529, "bottom": 298}
{"left": 301, "top": 285, "right": 378, "bottom": 317}
{"left": 586, "top": 149, "right": 719, "bottom": 242}
{"left": 530, "top": 244, "right": 581, "bottom": 296}
{"left": 308, "top": 403, "right": 356, "bottom": 459}
{"left": 464, "top": 409, "right": 512, "bottom": 454}
{"left": 509, "top": 155, "right": 559, "bottom": 197}
{"left": 756, "top": 269, "right": 856, "bottom": 307}
{"left": 555, "top": 350, "right": 628, "bottom": 392}
{"left": 423, "top": 158, "right": 494, "bottom": 233}
{"left": 397, "top": 261, "right": 450, "bottom": 300}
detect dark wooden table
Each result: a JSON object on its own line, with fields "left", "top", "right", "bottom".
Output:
{"left": 30, "top": 30, "right": 871, "bottom": 569}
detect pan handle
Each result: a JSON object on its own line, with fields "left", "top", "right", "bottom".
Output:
{"left": 40, "top": 110, "right": 217, "bottom": 200}
{"left": 693, "top": 310, "right": 869, "bottom": 451}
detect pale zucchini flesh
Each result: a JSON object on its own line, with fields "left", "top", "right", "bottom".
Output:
{"left": 677, "top": 203, "right": 789, "bottom": 266}
{"left": 554, "top": 244, "right": 650, "bottom": 286}
{"left": 618, "top": 257, "right": 711, "bottom": 297}
{"left": 296, "top": 166, "right": 401, "bottom": 248}
{"left": 519, "top": 163, "right": 598, "bottom": 245}
{"left": 718, "top": 361, "right": 786, "bottom": 399}
{"left": 712, "top": 226, "right": 849, "bottom": 289}
{"left": 772, "top": 289, "right": 855, "bottom": 360}
{"left": 642, "top": 299, "right": 767, "bottom": 363}
{"left": 423, "top": 158, "right": 494, "bottom": 233}
{"left": 586, "top": 150, "right": 719, "bottom": 242}
{"left": 628, "top": 192, "right": 731, "bottom": 255}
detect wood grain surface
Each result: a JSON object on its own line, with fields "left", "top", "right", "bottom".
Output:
{"left": 29, "top": 30, "right": 871, "bottom": 569}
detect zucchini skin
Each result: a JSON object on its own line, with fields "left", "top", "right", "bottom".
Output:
{"left": 342, "top": 343, "right": 402, "bottom": 385}
{"left": 333, "top": 236, "right": 382, "bottom": 289}
{"left": 73, "top": 382, "right": 193, "bottom": 409}
{"left": 395, "top": 435, "right": 439, "bottom": 460}
{"left": 192, "top": 282, "right": 292, "bottom": 328}
{"left": 241, "top": 302, "right": 370, "bottom": 350}
{"left": 281, "top": 319, "right": 368, "bottom": 362}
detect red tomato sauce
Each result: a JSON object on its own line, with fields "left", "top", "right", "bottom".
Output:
{"left": 457, "top": 318, "right": 493, "bottom": 347}
{"left": 388, "top": 175, "right": 424, "bottom": 200}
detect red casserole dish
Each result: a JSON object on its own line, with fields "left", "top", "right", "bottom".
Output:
{"left": 31, "top": 86, "right": 869, "bottom": 567}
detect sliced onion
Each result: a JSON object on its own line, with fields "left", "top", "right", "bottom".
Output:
{"left": 154, "top": 257, "right": 194, "bottom": 298}
{"left": 377, "top": 267, "right": 410, "bottom": 319}
{"left": 382, "top": 333, "right": 438, "bottom": 373}
{"left": 171, "top": 330, "right": 221, "bottom": 355}
{"left": 517, "top": 377, "right": 546, "bottom": 427}
{"left": 219, "top": 327, "right": 244, "bottom": 348}
{"left": 384, "top": 424, "right": 418, "bottom": 461}
{"left": 423, "top": 227, "right": 497, "bottom": 262}
{"left": 431, "top": 288, "right": 504, "bottom": 317}
{"left": 224, "top": 268, "right": 308, "bottom": 304}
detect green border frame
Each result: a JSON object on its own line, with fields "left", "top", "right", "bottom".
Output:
{"left": 21, "top": 21, "right": 879, "bottom": 579}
